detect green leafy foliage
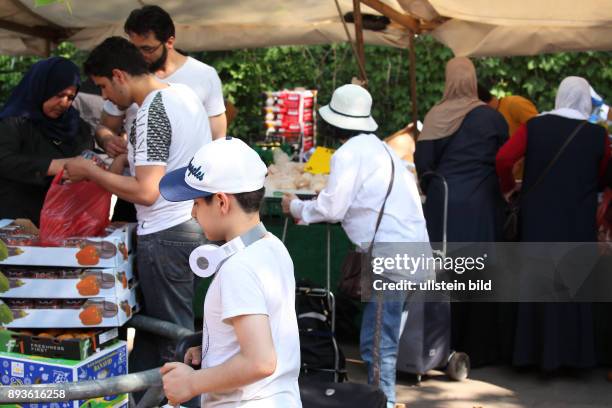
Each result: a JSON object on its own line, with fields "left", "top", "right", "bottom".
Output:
{"left": 0, "top": 300, "right": 13, "bottom": 324}
{"left": 195, "top": 37, "right": 611, "bottom": 139}
{"left": 0, "top": 38, "right": 610, "bottom": 141}
{"left": 0, "top": 240, "right": 7, "bottom": 262}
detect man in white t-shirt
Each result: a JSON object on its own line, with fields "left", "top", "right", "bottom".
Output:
{"left": 96, "top": 4, "right": 226, "bottom": 159}
{"left": 64, "top": 37, "right": 211, "bottom": 402}
{"left": 158, "top": 137, "right": 301, "bottom": 408}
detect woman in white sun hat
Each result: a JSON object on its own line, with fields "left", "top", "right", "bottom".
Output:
{"left": 282, "top": 84, "right": 431, "bottom": 408}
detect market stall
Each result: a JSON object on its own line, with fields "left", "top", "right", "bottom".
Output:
{"left": 0, "top": 219, "right": 137, "bottom": 407}
{"left": 0, "top": 1, "right": 610, "bottom": 405}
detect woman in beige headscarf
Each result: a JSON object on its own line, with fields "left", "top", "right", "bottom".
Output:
{"left": 414, "top": 57, "right": 509, "bottom": 367}
{"left": 419, "top": 57, "right": 486, "bottom": 142}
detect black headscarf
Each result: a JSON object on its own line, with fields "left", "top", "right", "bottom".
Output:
{"left": 0, "top": 57, "right": 81, "bottom": 144}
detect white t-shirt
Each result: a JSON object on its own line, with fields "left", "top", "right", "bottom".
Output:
{"left": 201, "top": 234, "right": 301, "bottom": 408}
{"left": 104, "top": 56, "right": 225, "bottom": 131}
{"left": 128, "top": 83, "right": 211, "bottom": 235}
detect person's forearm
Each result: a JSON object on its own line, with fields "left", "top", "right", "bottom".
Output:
{"left": 47, "top": 159, "right": 68, "bottom": 176}
{"left": 209, "top": 113, "right": 227, "bottom": 140}
{"left": 109, "top": 156, "right": 128, "bottom": 175}
{"left": 291, "top": 188, "right": 350, "bottom": 224}
{"left": 414, "top": 141, "right": 436, "bottom": 192}
{"left": 87, "top": 166, "right": 159, "bottom": 206}
{"left": 496, "top": 125, "right": 527, "bottom": 193}
{"left": 95, "top": 125, "right": 115, "bottom": 149}
{"left": 100, "top": 111, "right": 124, "bottom": 135}
{"left": 187, "top": 352, "right": 275, "bottom": 396}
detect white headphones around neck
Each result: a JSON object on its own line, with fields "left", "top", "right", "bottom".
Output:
{"left": 189, "top": 223, "right": 267, "bottom": 278}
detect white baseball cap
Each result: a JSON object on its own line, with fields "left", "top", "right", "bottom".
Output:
{"left": 319, "top": 84, "right": 378, "bottom": 132}
{"left": 159, "top": 137, "right": 267, "bottom": 202}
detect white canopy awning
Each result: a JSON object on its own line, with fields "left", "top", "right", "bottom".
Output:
{"left": 0, "top": 0, "right": 611, "bottom": 57}
{"left": 404, "top": 0, "right": 612, "bottom": 56}
{"left": 0, "top": 0, "right": 411, "bottom": 55}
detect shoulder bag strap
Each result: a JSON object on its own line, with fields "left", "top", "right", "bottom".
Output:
{"left": 523, "top": 120, "right": 587, "bottom": 198}
{"left": 371, "top": 143, "right": 395, "bottom": 388}
{"left": 367, "top": 144, "right": 396, "bottom": 256}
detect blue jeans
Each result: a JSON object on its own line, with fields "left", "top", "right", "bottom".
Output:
{"left": 130, "top": 218, "right": 205, "bottom": 405}
{"left": 360, "top": 293, "right": 407, "bottom": 408}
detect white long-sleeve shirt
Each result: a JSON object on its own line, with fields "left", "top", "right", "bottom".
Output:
{"left": 290, "top": 133, "right": 430, "bottom": 249}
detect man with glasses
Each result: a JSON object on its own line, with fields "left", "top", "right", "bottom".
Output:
{"left": 95, "top": 5, "right": 227, "bottom": 223}
{"left": 95, "top": 5, "right": 226, "bottom": 160}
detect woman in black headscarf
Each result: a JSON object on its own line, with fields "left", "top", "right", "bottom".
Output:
{"left": 0, "top": 57, "right": 93, "bottom": 226}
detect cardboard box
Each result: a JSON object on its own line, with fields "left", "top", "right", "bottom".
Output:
{"left": 0, "top": 328, "right": 119, "bottom": 360}
{"left": 0, "top": 222, "right": 135, "bottom": 269}
{"left": 0, "top": 256, "right": 136, "bottom": 299}
{"left": 2, "top": 287, "right": 140, "bottom": 329}
{"left": 0, "top": 341, "right": 128, "bottom": 408}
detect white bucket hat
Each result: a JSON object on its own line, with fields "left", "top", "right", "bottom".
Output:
{"left": 319, "top": 84, "right": 378, "bottom": 132}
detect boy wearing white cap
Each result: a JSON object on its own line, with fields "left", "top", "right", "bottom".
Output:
{"left": 159, "top": 137, "right": 302, "bottom": 408}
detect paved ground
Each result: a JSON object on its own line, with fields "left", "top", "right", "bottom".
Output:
{"left": 343, "top": 343, "right": 612, "bottom": 408}
{"left": 127, "top": 329, "right": 612, "bottom": 407}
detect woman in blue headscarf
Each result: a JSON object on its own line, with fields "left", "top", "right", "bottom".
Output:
{"left": 0, "top": 56, "right": 93, "bottom": 226}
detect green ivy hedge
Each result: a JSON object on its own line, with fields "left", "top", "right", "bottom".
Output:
{"left": 1, "top": 38, "right": 610, "bottom": 140}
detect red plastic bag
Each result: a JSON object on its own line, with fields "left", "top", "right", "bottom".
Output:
{"left": 39, "top": 170, "right": 111, "bottom": 246}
